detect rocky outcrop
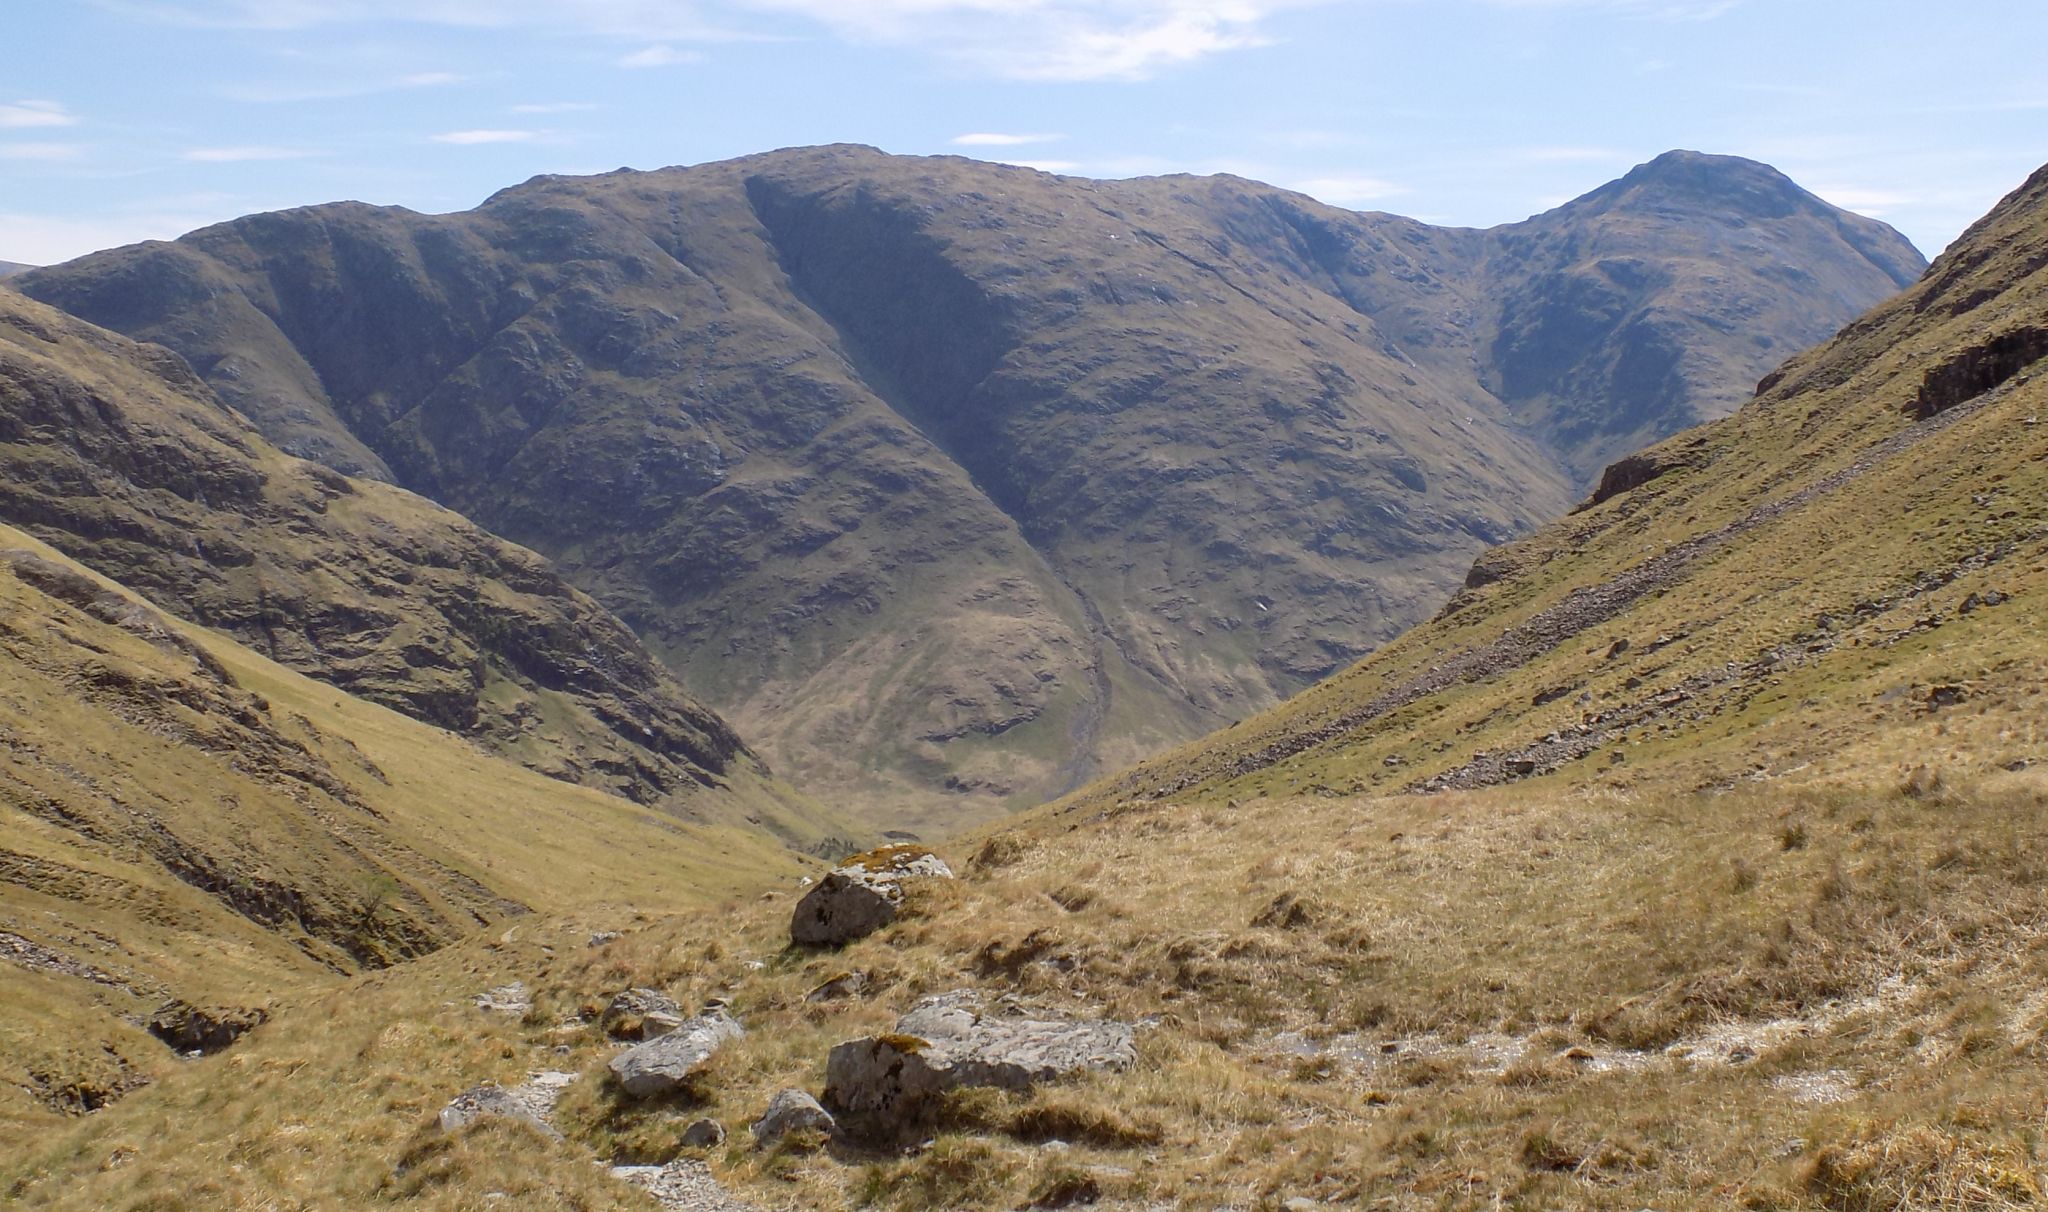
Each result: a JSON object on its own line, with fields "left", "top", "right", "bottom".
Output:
{"left": 790, "top": 846, "right": 954, "bottom": 947}
{"left": 608, "top": 1008, "right": 744, "bottom": 1098}
{"left": 437, "top": 1081, "right": 566, "bottom": 1140}
{"left": 823, "top": 993, "right": 1135, "bottom": 1130}
{"left": 750, "top": 1089, "right": 836, "bottom": 1148}
{"left": 145, "top": 1001, "right": 267, "bottom": 1055}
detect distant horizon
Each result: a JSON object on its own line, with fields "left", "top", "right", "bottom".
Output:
{"left": 6, "top": 1, "right": 2043, "bottom": 264}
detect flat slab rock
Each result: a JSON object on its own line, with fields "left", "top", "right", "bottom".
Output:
{"left": 438, "top": 1071, "right": 576, "bottom": 1139}
{"left": 609, "top": 1009, "right": 744, "bottom": 1097}
{"left": 825, "top": 993, "right": 1135, "bottom": 1121}
{"left": 790, "top": 845, "right": 953, "bottom": 948}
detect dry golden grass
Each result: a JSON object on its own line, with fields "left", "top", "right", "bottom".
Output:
{"left": 11, "top": 752, "right": 2045, "bottom": 1210}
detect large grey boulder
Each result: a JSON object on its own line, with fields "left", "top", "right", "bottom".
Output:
{"left": 824, "top": 993, "right": 1135, "bottom": 1126}
{"left": 786, "top": 843, "right": 954, "bottom": 945}
{"left": 751, "top": 1088, "right": 837, "bottom": 1148}
{"left": 601, "top": 987, "right": 687, "bottom": 1040}
{"left": 608, "top": 1008, "right": 744, "bottom": 1098}
{"left": 790, "top": 846, "right": 954, "bottom": 947}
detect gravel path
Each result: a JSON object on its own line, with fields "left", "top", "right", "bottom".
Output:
{"left": 610, "top": 1160, "right": 764, "bottom": 1212}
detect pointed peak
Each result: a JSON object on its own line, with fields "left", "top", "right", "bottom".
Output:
{"left": 1588, "top": 149, "right": 1814, "bottom": 219}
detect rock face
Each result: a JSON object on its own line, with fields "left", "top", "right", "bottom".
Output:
{"left": 145, "top": 1001, "right": 267, "bottom": 1055}
{"left": 608, "top": 1008, "right": 744, "bottom": 1097}
{"left": 790, "top": 846, "right": 954, "bottom": 947}
{"left": 601, "top": 988, "right": 687, "bottom": 1040}
{"left": 750, "top": 1089, "right": 836, "bottom": 1148}
{"left": 824, "top": 994, "right": 1135, "bottom": 1129}
{"left": 16, "top": 147, "right": 1924, "bottom": 832}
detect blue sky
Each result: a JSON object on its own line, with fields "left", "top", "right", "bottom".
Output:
{"left": 2, "top": 1, "right": 2043, "bottom": 265}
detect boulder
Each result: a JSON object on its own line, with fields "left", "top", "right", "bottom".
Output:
{"left": 601, "top": 987, "right": 687, "bottom": 1040}
{"left": 751, "top": 1088, "right": 837, "bottom": 1148}
{"left": 824, "top": 993, "right": 1135, "bottom": 1127}
{"left": 790, "top": 845, "right": 953, "bottom": 947}
{"left": 681, "top": 1118, "right": 727, "bottom": 1148}
{"left": 608, "top": 1008, "right": 744, "bottom": 1098}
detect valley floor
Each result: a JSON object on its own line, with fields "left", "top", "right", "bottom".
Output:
{"left": 9, "top": 759, "right": 2046, "bottom": 1210}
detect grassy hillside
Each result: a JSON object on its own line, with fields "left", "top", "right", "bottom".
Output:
{"left": 0, "top": 288, "right": 852, "bottom": 850}
{"left": 4, "top": 165, "right": 2038, "bottom": 1212}
{"left": 17, "top": 149, "right": 1921, "bottom": 831}
{"left": 0, "top": 522, "right": 819, "bottom": 1146}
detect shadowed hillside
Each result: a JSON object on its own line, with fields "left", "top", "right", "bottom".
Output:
{"left": 19, "top": 148, "right": 1924, "bottom": 828}
{"left": 0, "top": 289, "right": 850, "bottom": 849}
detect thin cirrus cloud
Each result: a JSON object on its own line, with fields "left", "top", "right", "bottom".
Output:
{"left": 430, "top": 129, "right": 539, "bottom": 144}
{"left": 953, "top": 132, "right": 1065, "bottom": 147}
{"left": 512, "top": 102, "right": 601, "bottom": 114}
{"left": 0, "top": 100, "right": 79, "bottom": 129}
{"left": 182, "top": 145, "right": 318, "bottom": 162}
{"left": 1285, "top": 174, "right": 1408, "bottom": 208}
{"left": 0, "top": 143, "right": 87, "bottom": 162}
{"left": 618, "top": 44, "right": 706, "bottom": 68}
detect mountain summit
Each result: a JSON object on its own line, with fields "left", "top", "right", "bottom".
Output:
{"left": 18, "top": 148, "right": 1924, "bottom": 827}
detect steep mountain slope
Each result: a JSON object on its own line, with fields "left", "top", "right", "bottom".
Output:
{"left": 0, "top": 262, "right": 31, "bottom": 281}
{"left": 1062, "top": 160, "right": 2048, "bottom": 816}
{"left": 0, "top": 289, "right": 847, "bottom": 848}
{"left": 18, "top": 148, "right": 1923, "bottom": 828}
{"left": 0, "top": 522, "right": 815, "bottom": 1140}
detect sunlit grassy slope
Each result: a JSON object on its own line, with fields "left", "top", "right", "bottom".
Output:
{"left": 0, "top": 523, "right": 818, "bottom": 1146}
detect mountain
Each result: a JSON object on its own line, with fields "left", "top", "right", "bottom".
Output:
{"left": 1063, "top": 160, "right": 2048, "bottom": 816}
{"left": 16, "top": 148, "right": 1924, "bottom": 829}
{"left": 0, "top": 262, "right": 31, "bottom": 281}
{"left": 0, "top": 288, "right": 848, "bottom": 850}
{"left": 5, "top": 158, "right": 2040, "bottom": 1212}
{"left": 0, "top": 521, "right": 814, "bottom": 1139}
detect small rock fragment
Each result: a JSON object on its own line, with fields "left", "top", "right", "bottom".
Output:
{"left": 438, "top": 1085, "right": 562, "bottom": 1140}
{"left": 681, "top": 1118, "right": 727, "bottom": 1148}
{"left": 751, "top": 1088, "right": 836, "bottom": 1148}
{"left": 804, "top": 971, "right": 869, "bottom": 1003}
{"left": 601, "top": 988, "right": 687, "bottom": 1040}
{"left": 474, "top": 982, "right": 531, "bottom": 1015}
{"left": 587, "top": 931, "right": 623, "bottom": 948}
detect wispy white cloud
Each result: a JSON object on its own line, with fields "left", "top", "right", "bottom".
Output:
{"left": 182, "top": 145, "right": 318, "bottom": 161}
{"left": 953, "top": 132, "right": 1065, "bottom": 147}
{"left": 401, "top": 70, "right": 466, "bottom": 86}
{"left": 1284, "top": 174, "right": 1407, "bottom": 207}
{"left": 512, "top": 101, "right": 601, "bottom": 113}
{"left": 115, "top": 0, "right": 1308, "bottom": 81}
{"left": 0, "top": 100, "right": 79, "bottom": 129}
{"left": 618, "top": 44, "right": 705, "bottom": 68}
{"left": 0, "top": 142, "right": 88, "bottom": 161}
{"left": 430, "top": 128, "right": 538, "bottom": 144}
{"left": 1808, "top": 184, "right": 1916, "bottom": 218}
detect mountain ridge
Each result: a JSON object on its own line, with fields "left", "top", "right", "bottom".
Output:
{"left": 18, "top": 147, "right": 1925, "bottom": 828}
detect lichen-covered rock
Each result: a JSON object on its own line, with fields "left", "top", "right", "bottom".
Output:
{"left": 608, "top": 1008, "right": 744, "bottom": 1097}
{"left": 824, "top": 993, "right": 1135, "bottom": 1129}
{"left": 601, "top": 987, "right": 686, "bottom": 1040}
{"left": 473, "top": 981, "right": 530, "bottom": 1015}
{"left": 790, "top": 846, "right": 953, "bottom": 947}
{"left": 751, "top": 1088, "right": 836, "bottom": 1148}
